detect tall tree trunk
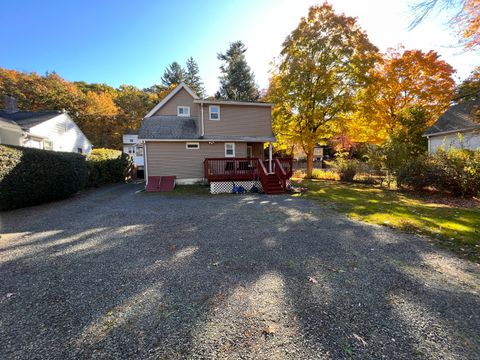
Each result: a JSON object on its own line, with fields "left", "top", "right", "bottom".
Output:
{"left": 306, "top": 146, "right": 314, "bottom": 178}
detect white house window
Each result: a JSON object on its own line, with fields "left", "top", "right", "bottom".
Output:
{"left": 136, "top": 147, "right": 144, "bottom": 156}
{"left": 209, "top": 105, "right": 220, "bottom": 120}
{"left": 177, "top": 106, "right": 190, "bottom": 117}
{"left": 186, "top": 142, "right": 200, "bottom": 149}
{"left": 225, "top": 143, "right": 235, "bottom": 157}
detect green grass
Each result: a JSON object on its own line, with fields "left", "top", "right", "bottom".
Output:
{"left": 294, "top": 180, "right": 480, "bottom": 262}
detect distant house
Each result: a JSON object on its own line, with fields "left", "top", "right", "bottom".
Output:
{"left": 425, "top": 97, "right": 480, "bottom": 153}
{"left": 138, "top": 83, "right": 292, "bottom": 193}
{"left": 0, "top": 95, "right": 92, "bottom": 153}
{"left": 122, "top": 131, "right": 144, "bottom": 169}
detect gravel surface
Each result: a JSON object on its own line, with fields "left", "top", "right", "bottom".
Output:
{"left": 1, "top": 183, "right": 479, "bottom": 359}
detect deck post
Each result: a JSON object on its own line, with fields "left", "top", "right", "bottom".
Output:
{"left": 268, "top": 142, "right": 273, "bottom": 173}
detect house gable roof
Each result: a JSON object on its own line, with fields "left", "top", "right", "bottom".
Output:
{"left": 0, "top": 110, "right": 62, "bottom": 129}
{"left": 145, "top": 83, "right": 199, "bottom": 118}
{"left": 425, "top": 97, "right": 480, "bottom": 136}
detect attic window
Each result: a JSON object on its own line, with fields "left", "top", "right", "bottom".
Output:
{"left": 209, "top": 105, "right": 220, "bottom": 120}
{"left": 177, "top": 106, "right": 190, "bottom": 117}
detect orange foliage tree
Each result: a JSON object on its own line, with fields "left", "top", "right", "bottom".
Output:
{"left": 350, "top": 48, "right": 456, "bottom": 144}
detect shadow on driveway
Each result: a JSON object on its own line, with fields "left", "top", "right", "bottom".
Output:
{"left": 1, "top": 183, "right": 479, "bottom": 359}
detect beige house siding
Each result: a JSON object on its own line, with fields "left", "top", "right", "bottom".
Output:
{"left": 203, "top": 105, "right": 273, "bottom": 137}
{"left": 153, "top": 88, "right": 200, "bottom": 117}
{"left": 146, "top": 141, "right": 248, "bottom": 179}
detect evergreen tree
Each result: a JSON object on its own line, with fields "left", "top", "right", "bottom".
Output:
{"left": 216, "top": 41, "right": 259, "bottom": 101}
{"left": 185, "top": 57, "right": 206, "bottom": 97}
{"left": 161, "top": 62, "right": 186, "bottom": 87}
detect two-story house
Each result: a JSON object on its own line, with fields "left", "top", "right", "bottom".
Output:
{"left": 138, "top": 83, "right": 292, "bottom": 194}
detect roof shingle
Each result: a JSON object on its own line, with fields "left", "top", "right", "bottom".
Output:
{"left": 425, "top": 97, "right": 480, "bottom": 135}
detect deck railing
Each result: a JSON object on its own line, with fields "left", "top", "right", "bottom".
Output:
{"left": 204, "top": 157, "right": 293, "bottom": 182}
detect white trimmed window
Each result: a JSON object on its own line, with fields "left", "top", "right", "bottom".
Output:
{"left": 225, "top": 143, "right": 235, "bottom": 157}
{"left": 209, "top": 105, "right": 220, "bottom": 120}
{"left": 186, "top": 142, "right": 200, "bottom": 149}
{"left": 177, "top": 106, "right": 190, "bottom": 117}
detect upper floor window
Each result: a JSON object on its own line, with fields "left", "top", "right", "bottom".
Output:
{"left": 177, "top": 106, "right": 190, "bottom": 117}
{"left": 209, "top": 105, "right": 220, "bottom": 120}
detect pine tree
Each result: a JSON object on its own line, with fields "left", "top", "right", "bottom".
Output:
{"left": 161, "top": 62, "right": 186, "bottom": 87}
{"left": 185, "top": 57, "right": 206, "bottom": 97}
{"left": 216, "top": 41, "right": 259, "bottom": 101}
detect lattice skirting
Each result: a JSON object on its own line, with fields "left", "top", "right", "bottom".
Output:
{"left": 210, "top": 181, "right": 263, "bottom": 194}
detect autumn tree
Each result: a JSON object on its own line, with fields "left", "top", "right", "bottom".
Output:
{"left": 410, "top": 0, "right": 479, "bottom": 50}
{"left": 355, "top": 48, "right": 455, "bottom": 143}
{"left": 267, "top": 4, "right": 379, "bottom": 177}
{"left": 216, "top": 41, "right": 259, "bottom": 101}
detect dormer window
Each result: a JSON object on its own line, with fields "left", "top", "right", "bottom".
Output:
{"left": 209, "top": 105, "right": 220, "bottom": 120}
{"left": 177, "top": 106, "right": 190, "bottom": 117}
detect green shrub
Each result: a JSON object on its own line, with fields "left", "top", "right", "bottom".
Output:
{"left": 397, "top": 148, "right": 480, "bottom": 197}
{"left": 397, "top": 155, "right": 435, "bottom": 191}
{"left": 432, "top": 148, "right": 480, "bottom": 197}
{"left": 87, "top": 148, "right": 131, "bottom": 187}
{"left": 0, "top": 145, "right": 87, "bottom": 210}
{"left": 330, "top": 157, "right": 359, "bottom": 182}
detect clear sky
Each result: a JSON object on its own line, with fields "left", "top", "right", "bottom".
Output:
{"left": 2, "top": 0, "right": 479, "bottom": 96}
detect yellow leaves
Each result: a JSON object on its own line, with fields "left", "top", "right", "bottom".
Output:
{"left": 84, "top": 91, "right": 118, "bottom": 116}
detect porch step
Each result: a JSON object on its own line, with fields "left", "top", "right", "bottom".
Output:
{"left": 263, "top": 173, "right": 286, "bottom": 194}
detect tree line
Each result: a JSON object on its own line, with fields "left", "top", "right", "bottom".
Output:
{"left": 0, "top": 41, "right": 260, "bottom": 149}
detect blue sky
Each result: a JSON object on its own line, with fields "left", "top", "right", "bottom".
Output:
{"left": 2, "top": 0, "right": 479, "bottom": 96}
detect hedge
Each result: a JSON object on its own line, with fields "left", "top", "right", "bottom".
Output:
{"left": 87, "top": 148, "right": 131, "bottom": 187}
{"left": 397, "top": 148, "right": 480, "bottom": 197}
{"left": 0, "top": 145, "right": 88, "bottom": 210}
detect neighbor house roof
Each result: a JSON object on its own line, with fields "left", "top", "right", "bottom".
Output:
{"left": 138, "top": 115, "right": 275, "bottom": 142}
{"left": 0, "top": 116, "right": 22, "bottom": 131}
{"left": 425, "top": 97, "right": 480, "bottom": 136}
{"left": 0, "top": 110, "right": 62, "bottom": 129}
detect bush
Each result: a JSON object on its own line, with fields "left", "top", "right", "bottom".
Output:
{"left": 397, "top": 148, "right": 480, "bottom": 197}
{"left": 397, "top": 155, "right": 435, "bottom": 191}
{"left": 0, "top": 145, "right": 87, "bottom": 210}
{"left": 330, "top": 157, "right": 359, "bottom": 182}
{"left": 87, "top": 148, "right": 131, "bottom": 187}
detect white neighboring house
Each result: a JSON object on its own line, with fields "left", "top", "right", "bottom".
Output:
{"left": 425, "top": 96, "right": 480, "bottom": 153}
{"left": 122, "top": 132, "right": 144, "bottom": 169}
{"left": 0, "top": 96, "right": 92, "bottom": 153}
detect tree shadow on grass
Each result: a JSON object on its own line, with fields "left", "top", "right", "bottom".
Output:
{"left": 0, "top": 184, "right": 479, "bottom": 359}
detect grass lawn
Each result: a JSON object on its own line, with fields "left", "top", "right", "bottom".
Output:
{"left": 293, "top": 179, "right": 480, "bottom": 262}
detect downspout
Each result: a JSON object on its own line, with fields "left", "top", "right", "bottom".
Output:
{"left": 200, "top": 102, "right": 205, "bottom": 136}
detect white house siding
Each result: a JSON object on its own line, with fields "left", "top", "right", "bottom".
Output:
{"left": 428, "top": 130, "right": 480, "bottom": 153}
{"left": 28, "top": 113, "right": 92, "bottom": 154}
{"left": 0, "top": 126, "right": 22, "bottom": 146}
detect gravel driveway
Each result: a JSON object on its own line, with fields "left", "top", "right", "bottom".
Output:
{"left": 1, "top": 183, "right": 479, "bottom": 359}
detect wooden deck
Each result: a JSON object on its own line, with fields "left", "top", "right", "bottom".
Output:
{"left": 204, "top": 157, "right": 293, "bottom": 194}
